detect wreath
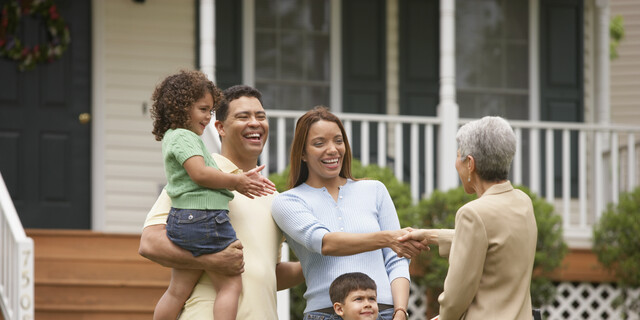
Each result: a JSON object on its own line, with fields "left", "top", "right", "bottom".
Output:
{"left": 0, "top": 0, "right": 71, "bottom": 71}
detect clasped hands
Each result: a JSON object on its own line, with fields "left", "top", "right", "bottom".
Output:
{"left": 390, "top": 227, "right": 438, "bottom": 259}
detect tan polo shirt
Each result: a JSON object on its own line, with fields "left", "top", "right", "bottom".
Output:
{"left": 144, "top": 153, "right": 283, "bottom": 319}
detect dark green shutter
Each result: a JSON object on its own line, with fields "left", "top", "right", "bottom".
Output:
{"left": 540, "top": 0, "right": 583, "bottom": 197}
{"left": 215, "top": 0, "right": 243, "bottom": 90}
{"left": 342, "top": 0, "right": 386, "bottom": 162}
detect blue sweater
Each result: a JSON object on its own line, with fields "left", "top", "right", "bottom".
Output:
{"left": 271, "top": 179, "right": 410, "bottom": 313}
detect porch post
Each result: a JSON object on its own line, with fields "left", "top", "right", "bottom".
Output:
{"left": 437, "top": 0, "right": 459, "bottom": 191}
{"left": 199, "top": 0, "right": 222, "bottom": 153}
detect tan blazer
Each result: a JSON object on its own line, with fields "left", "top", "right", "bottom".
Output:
{"left": 434, "top": 181, "right": 537, "bottom": 320}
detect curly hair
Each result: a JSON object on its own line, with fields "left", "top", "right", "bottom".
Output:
{"left": 150, "top": 70, "right": 225, "bottom": 141}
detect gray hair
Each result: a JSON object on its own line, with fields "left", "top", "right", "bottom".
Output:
{"left": 456, "top": 116, "right": 516, "bottom": 181}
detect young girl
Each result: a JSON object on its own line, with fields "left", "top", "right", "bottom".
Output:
{"left": 150, "top": 70, "right": 275, "bottom": 320}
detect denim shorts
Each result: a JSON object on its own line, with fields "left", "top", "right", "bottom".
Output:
{"left": 303, "top": 306, "right": 394, "bottom": 320}
{"left": 166, "top": 208, "right": 237, "bottom": 257}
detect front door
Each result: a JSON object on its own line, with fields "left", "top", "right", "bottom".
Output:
{"left": 0, "top": 0, "right": 91, "bottom": 229}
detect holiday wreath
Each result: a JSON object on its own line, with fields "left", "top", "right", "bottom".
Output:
{"left": 0, "top": 0, "right": 71, "bottom": 71}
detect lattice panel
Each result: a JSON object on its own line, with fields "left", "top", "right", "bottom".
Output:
{"left": 408, "top": 281, "right": 640, "bottom": 320}
{"left": 408, "top": 281, "right": 428, "bottom": 320}
{"left": 541, "top": 282, "right": 640, "bottom": 320}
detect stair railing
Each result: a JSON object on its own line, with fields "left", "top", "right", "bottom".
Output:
{"left": 0, "top": 172, "right": 34, "bottom": 320}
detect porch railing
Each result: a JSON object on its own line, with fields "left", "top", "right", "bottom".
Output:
{"left": 261, "top": 110, "right": 640, "bottom": 248}
{"left": 0, "top": 172, "right": 34, "bottom": 320}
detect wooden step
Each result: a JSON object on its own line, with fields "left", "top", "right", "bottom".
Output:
{"left": 24, "top": 229, "right": 171, "bottom": 319}
{"left": 36, "top": 283, "right": 163, "bottom": 312}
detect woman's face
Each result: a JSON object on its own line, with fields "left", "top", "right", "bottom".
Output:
{"left": 303, "top": 120, "right": 346, "bottom": 185}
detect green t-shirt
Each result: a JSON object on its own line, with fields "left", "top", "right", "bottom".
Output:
{"left": 162, "top": 128, "right": 234, "bottom": 210}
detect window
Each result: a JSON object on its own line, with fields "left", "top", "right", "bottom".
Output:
{"left": 254, "top": 0, "right": 331, "bottom": 110}
{"left": 456, "top": 0, "right": 529, "bottom": 120}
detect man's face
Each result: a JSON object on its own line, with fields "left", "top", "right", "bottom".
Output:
{"left": 215, "top": 96, "right": 269, "bottom": 160}
{"left": 333, "top": 289, "right": 379, "bottom": 320}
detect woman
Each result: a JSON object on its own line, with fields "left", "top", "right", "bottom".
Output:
{"left": 400, "top": 116, "right": 538, "bottom": 320}
{"left": 271, "top": 106, "right": 421, "bottom": 320}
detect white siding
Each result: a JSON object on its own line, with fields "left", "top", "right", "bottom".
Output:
{"left": 95, "top": 0, "right": 196, "bottom": 233}
{"left": 611, "top": 0, "right": 640, "bottom": 125}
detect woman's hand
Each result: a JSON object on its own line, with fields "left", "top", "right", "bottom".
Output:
{"left": 397, "top": 228, "right": 439, "bottom": 247}
{"left": 387, "top": 229, "right": 427, "bottom": 259}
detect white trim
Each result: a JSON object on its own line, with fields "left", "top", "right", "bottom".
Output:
{"left": 330, "top": 0, "right": 342, "bottom": 112}
{"left": 242, "top": 0, "right": 255, "bottom": 86}
{"left": 91, "top": 0, "right": 105, "bottom": 231}
{"left": 595, "top": 0, "right": 610, "bottom": 125}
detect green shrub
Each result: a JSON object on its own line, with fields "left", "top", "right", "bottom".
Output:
{"left": 269, "top": 160, "right": 412, "bottom": 319}
{"left": 593, "top": 187, "right": 640, "bottom": 316}
{"left": 400, "top": 185, "right": 567, "bottom": 310}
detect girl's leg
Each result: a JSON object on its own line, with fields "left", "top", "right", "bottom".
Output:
{"left": 153, "top": 268, "right": 203, "bottom": 320}
{"left": 206, "top": 270, "right": 242, "bottom": 320}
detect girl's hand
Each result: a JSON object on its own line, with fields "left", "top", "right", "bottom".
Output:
{"left": 235, "top": 165, "right": 277, "bottom": 198}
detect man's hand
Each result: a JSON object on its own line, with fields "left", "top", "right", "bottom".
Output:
{"left": 201, "top": 240, "right": 245, "bottom": 275}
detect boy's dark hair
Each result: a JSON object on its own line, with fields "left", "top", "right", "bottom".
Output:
{"left": 329, "top": 272, "right": 377, "bottom": 304}
{"left": 217, "top": 85, "right": 263, "bottom": 122}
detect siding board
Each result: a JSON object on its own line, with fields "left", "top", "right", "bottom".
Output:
{"left": 611, "top": 0, "right": 640, "bottom": 126}
{"left": 98, "top": 0, "right": 196, "bottom": 232}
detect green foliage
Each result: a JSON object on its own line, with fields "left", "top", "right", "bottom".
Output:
{"left": 610, "top": 15, "right": 625, "bottom": 60}
{"left": 593, "top": 187, "right": 640, "bottom": 315}
{"left": 401, "top": 185, "right": 567, "bottom": 308}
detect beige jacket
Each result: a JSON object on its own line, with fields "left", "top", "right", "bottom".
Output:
{"left": 435, "top": 181, "right": 537, "bottom": 320}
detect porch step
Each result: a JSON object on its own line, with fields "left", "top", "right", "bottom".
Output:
{"left": 26, "top": 229, "right": 171, "bottom": 319}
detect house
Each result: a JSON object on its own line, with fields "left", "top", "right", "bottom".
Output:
{"left": 1, "top": 0, "right": 638, "bottom": 319}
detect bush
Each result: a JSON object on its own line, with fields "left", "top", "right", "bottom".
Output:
{"left": 269, "top": 160, "right": 412, "bottom": 319}
{"left": 593, "top": 187, "right": 640, "bottom": 316}
{"left": 400, "top": 185, "right": 567, "bottom": 313}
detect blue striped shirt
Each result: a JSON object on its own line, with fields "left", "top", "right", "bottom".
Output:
{"left": 271, "top": 179, "right": 410, "bottom": 313}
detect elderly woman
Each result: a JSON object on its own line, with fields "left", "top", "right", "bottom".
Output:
{"left": 272, "top": 106, "right": 423, "bottom": 320}
{"left": 400, "top": 116, "right": 537, "bottom": 320}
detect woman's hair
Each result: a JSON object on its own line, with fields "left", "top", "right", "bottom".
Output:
{"left": 456, "top": 116, "right": 516, "bottom": 181}
{"left": 150, "top": 70, "right": 224, "bottom": 141}
{"left": 288, "top": 106, "right": 354, "bottom": 189}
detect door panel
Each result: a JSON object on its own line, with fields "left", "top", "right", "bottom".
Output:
{"left": 0, "top": 0, "right": 91, "bottom": 228}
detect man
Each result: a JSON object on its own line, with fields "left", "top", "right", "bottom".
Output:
{"left": 139, "top": 85, "right": 303, "bottom": 319}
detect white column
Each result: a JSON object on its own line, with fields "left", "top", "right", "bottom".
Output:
{"left": 437, "top": 0, "right": 459, "bottom": 191}
{"left": 200, "top": 0, "right": 215, "bottom": 81}
{"left": 199, "top": 0, "right": 221, "bottom": 154}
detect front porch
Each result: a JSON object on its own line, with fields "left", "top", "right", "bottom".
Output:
{"left": 255, "top": 110, "right": 640, "bottom": 248}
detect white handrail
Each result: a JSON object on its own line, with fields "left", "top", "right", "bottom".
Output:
{"left": 0, "top": 172, "right": 34, "bottom": 320}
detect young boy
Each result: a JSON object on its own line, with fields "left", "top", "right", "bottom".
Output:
{"left": 330, "top": 272, "right": 379, "bottom": 320}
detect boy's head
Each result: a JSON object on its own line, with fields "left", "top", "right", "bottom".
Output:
{"left": 330, "top": 272, "right": 378, "bottom": 320}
